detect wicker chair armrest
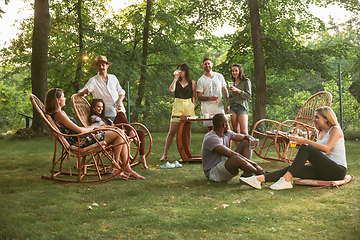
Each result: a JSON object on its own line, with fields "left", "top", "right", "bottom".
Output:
{"left": 251, "top": 119, "right": 282, "bottom": 135}
{"left": 58, "top": 127, "right": 126, "bottom": 141}
{"left": 278, "top": 120, "right": 317, "bottom": 139}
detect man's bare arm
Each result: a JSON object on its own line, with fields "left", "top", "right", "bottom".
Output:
{"left": 197, "top": 91, "right": 218, "bottom": 101}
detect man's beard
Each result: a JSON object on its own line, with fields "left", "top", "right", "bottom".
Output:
{"left": 223, "top": 128, "right": 228, "bottom": 134}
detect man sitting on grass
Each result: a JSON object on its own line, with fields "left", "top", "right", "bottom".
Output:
{"left": 201, "top": 113, "right": 264, "bottom": 182}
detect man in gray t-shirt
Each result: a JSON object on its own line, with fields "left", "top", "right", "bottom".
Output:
{"left": 201, "top": 113, "right": 264, "bottom": 182}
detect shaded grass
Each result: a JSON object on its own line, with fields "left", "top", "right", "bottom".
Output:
{"left": 0, "top": 133, "right": 359, "bottom": 239}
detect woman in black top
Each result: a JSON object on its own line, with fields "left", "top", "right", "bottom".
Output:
{"left": 159, "top": 63, "right": 197, "bottom": 161}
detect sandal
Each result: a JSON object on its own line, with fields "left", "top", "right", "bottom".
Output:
{"left": 159, "top": 155, "right": 167, "bottom": 161}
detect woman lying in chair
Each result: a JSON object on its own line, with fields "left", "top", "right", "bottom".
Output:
{"left": 88, "top": 99, "right": 148, "bottom": 169}
{"left": 240, "top": 106, "right": 347, "bottom": 190}
{"left": 45, "top": 88, "right": 144, "bottom": 180}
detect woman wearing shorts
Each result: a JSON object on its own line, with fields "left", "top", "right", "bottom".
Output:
{"left": 227, "top": 63, "right": 251, "bottom": 136}
{"left": 159, "top": 63, "right": 197, "bottom": 161}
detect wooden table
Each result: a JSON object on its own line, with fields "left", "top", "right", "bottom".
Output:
{"left": 176, "top": 114, "right": 232, "bottom": 162}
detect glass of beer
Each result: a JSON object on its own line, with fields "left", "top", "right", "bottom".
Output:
{"left": 290, "top": 135, "right": 296, "bottom": 147}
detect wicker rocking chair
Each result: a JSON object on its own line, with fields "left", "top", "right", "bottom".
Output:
{"left": 251, "top": 91, "right": 332, "bottom": 163}
{"left": 29, "top": 94, "right": 130, "bottom": 182}
{"left": 71, "top": 94, "right": 153, "bottom": 167}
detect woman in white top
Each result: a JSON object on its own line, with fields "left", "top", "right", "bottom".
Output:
{"left": 240, "top": 106, "right": 347, "bottom": 190}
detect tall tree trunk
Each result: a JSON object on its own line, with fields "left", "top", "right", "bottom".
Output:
{"left": 248, "top": 0, "right": 266, "bottom": 131}
{"left": 133, "top": 0, "right": 152, "bottom": 122}
{"left": 74, "top": 0, "right": 83, "bottom": 92}
{"left": 31, "top": 0, "right": 50, "bottom": 133}
{"left": 349, "top": 80, "right": 360, "bottom": 104}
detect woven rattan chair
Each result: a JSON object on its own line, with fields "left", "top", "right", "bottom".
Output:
{"left": 71, "top": 94, "right": 153, "bottom": 167}
{"left": 251, "top": 91, "right": 332, "bottom": 163}
{"left": 29, "top": 94, "right": 130, "bottom": 182}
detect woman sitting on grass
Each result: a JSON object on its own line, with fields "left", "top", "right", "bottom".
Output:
{"left": 88, "top": 98, "right": 148, "bottom": 169}
{"left": 240, "top": 106, "right": 346, "bottom": 190}
{"left": 45, "top": 88, "right": 144, "bottom": 179}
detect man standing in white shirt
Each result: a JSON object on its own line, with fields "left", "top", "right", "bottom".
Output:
{"left": 78, "top": 56, "right": 126, "bottom": 121}
{"left": 197, "top": 58, "right": 229, "bottom": 130}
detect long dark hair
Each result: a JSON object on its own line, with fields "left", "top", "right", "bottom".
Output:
{"left": 231, "top": 63, "right": 246, "bottom": 82}
{"left": 89, "top": 98, "right": 108, "bottom": 125}
{"left": 177, "top": 63, "right": 191, "bottom": 84}
{"left": 45, "top": 88, "right": 63, "bottom": 115}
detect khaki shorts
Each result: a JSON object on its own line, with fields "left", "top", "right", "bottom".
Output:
{"left": 209, "top": 160, "right": 236, "bottom": 182}
{"left": 171, "top": 98, "right": 195, "bottom": 122}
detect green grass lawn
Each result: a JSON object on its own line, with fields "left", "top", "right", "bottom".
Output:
{"left": 0, "top": 133, "right": 359, "bottom": 239}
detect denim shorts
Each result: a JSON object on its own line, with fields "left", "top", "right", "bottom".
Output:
{"left": 230, "top": 103, "right": 248, "bottom": 115}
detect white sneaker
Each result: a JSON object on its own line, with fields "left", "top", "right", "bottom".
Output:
{"left": 239, "top": 176, "right": 262, "bottom": 189}
{"left": 270, "top": 177, "right": 293, "bottom": 190}
{"left": 159, "top": 162, "right": 175, "bottom": 169}
{"left": 173, "top": 161, "right": 182, "bottom": 168}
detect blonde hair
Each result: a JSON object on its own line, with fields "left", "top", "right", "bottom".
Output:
{"left": 315, "top": 106, "right": 339, "bottom": 127}
{"left": 45, "top": 88, "right": 63, "bottom": 115}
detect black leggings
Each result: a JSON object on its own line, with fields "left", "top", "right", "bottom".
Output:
{"left": 265, "top": 144, "right": 347, "bottom": 182}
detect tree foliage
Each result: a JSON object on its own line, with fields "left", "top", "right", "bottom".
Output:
{"left": 0, "top": 0, "right": 359, "bottom": 133}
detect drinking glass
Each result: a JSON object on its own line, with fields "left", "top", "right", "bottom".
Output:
{"left": 289, "top": 134, "right": 296, "bottom": 147}
{"left": 249, "top": 138, "right": 259, "bottom": 150}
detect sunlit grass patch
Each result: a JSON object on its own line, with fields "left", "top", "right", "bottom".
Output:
{"left": 0, "top": 134, "right": 359, "bottom": 239}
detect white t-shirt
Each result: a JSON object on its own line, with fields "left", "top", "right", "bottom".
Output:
{"left": 201, "top": 130, "right": 237, "bottom": 178}
{"left": 79, "top": 73, "right": 126, "bottom": 118}
{"left": 197, "top": 72, "right": 226, "bottom": 115}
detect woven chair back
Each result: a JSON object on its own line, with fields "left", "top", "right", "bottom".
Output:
{"left": 71, "top": 94, "right": 91, "bottom": 127}
{"left": 29, "top": 94, "right": 70, "bottom": 148}
{"left": 295, "top": 91, "right": 332, "bottom": 127}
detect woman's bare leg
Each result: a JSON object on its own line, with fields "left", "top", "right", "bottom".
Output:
{"left": 230, "top": 113, "right": 240, "bottom": 146}
{"left": 230, "top": 113, "right": 240, "bottom": 133}
{"left": 237, "top": 113, "right": 248, "bottom": 135}
{"left": 186, "top": 122, "right": 192, "bottom": 150}
{"left": 104, "top": 131, "right": 144, "bottom": 179}
{"left": 161, "top": 121, "right": 180, "bottom": 160}
{"left": 104, "top": 131, "right": 122, "bottom": 163}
